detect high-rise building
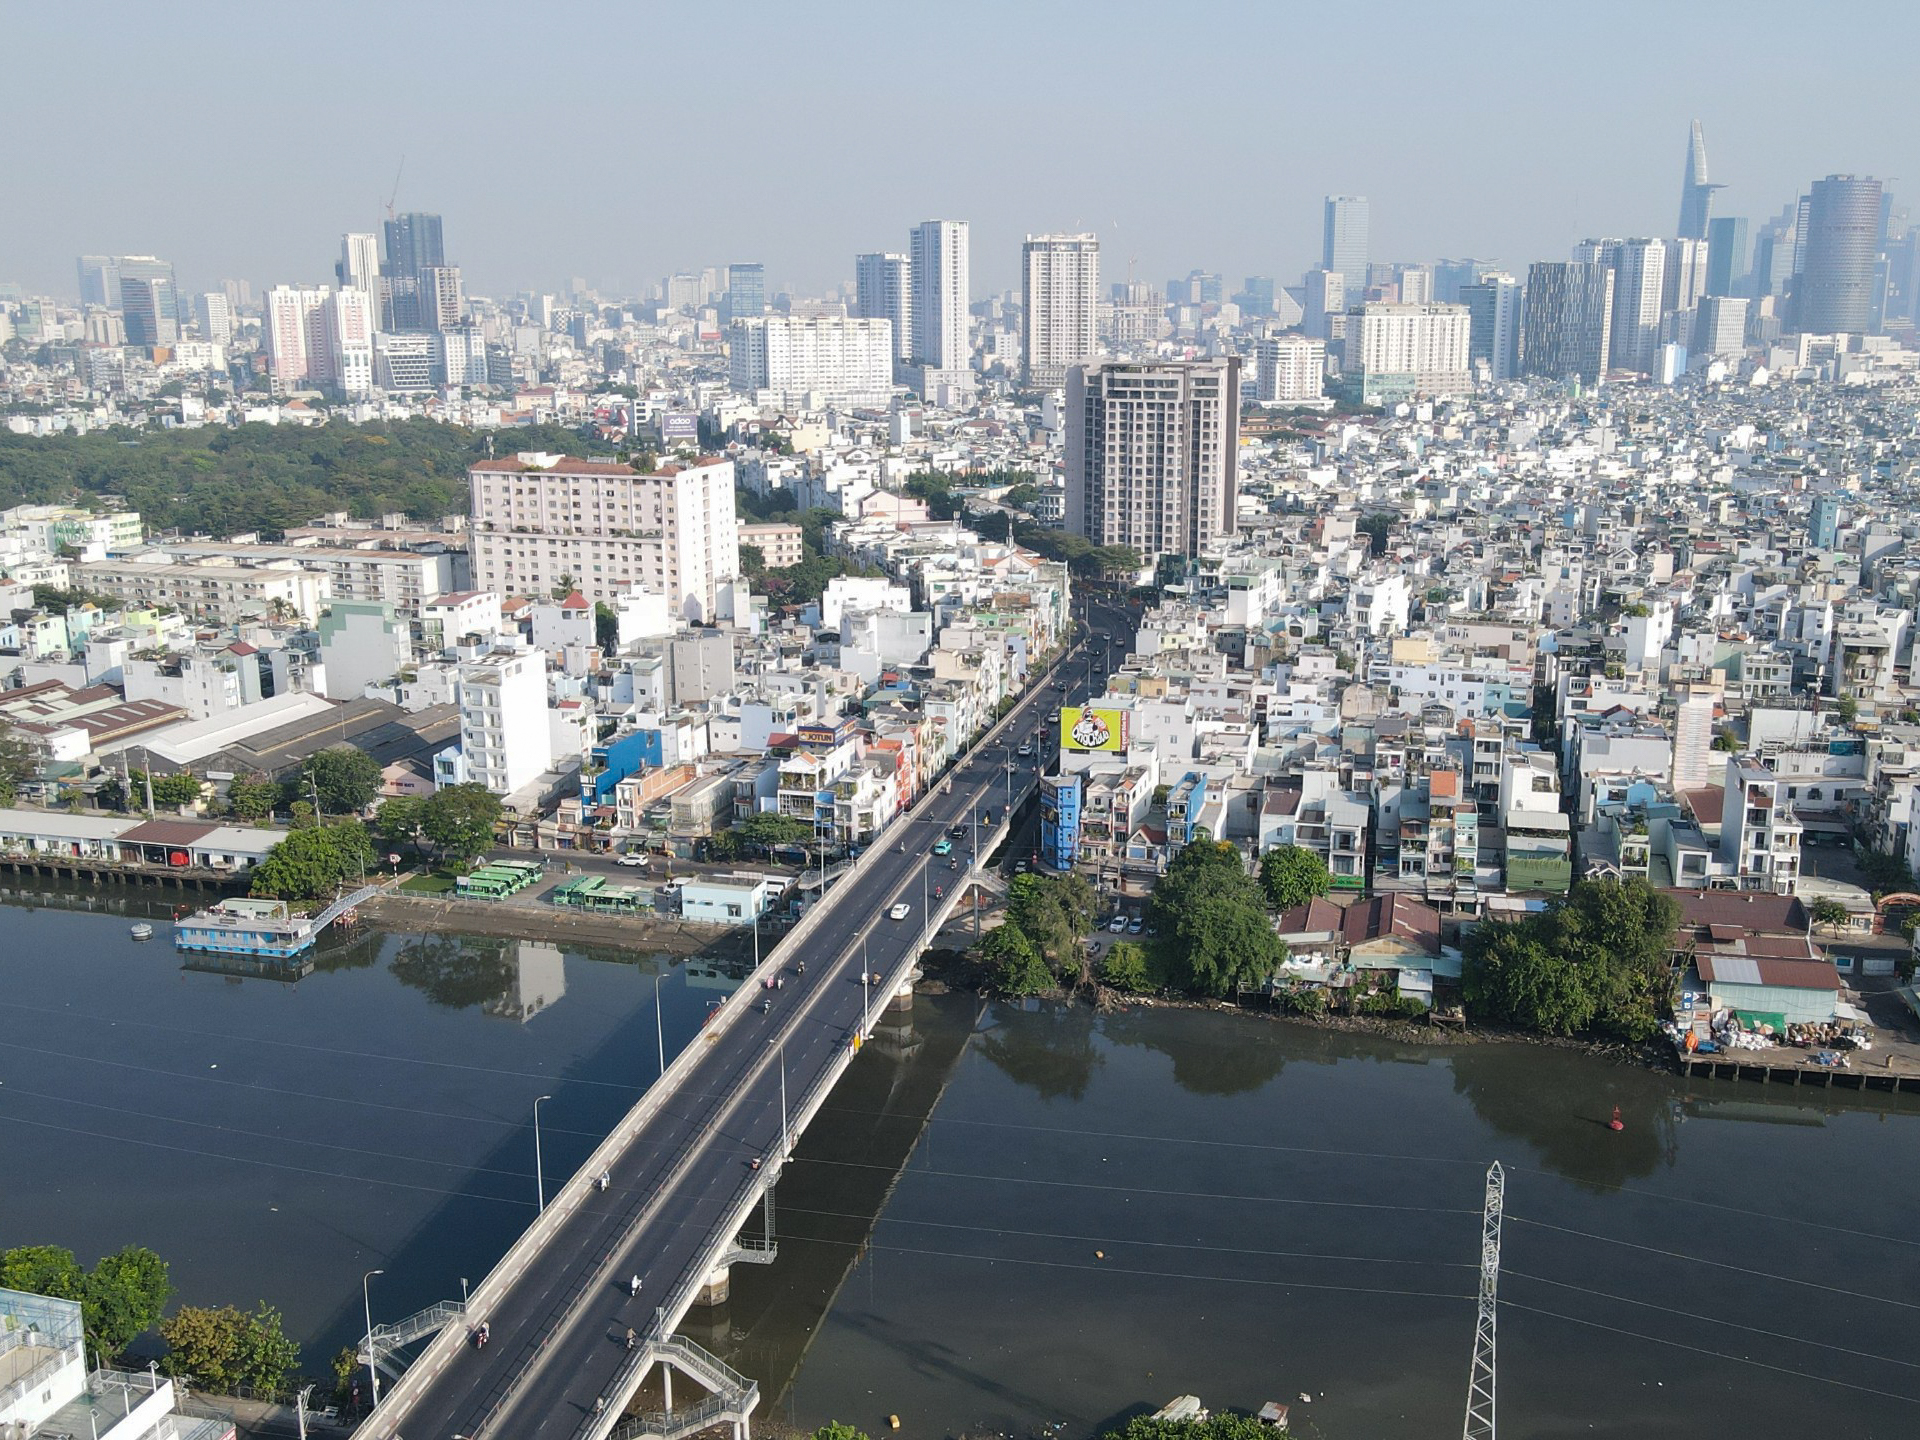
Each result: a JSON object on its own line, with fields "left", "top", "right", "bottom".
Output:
{"left": 1302, "top": 269, "right": 1345, "bottom": 340}
{"left": 338, "top": 233, "right": 380, "bottom": 298}
{"left": 1254, "top": 334, "right": 1325, "bottom": 404}
{"left": 1433, "top": 259, "right": 1500, "bottom": 304}
{"left": 453, "top": 647, "right": 550, "bottom": 796}
{"left": 421, "top": 265, "right": 463, "bottom": 331}
{"left": 1797, "top": 174, "right": 1883, "bottom": 334}
{"left": 854, "top": 253, "right": 912, "bottom": 362}
{"left": 725, "top": 263, "right": 765, "bottom": 324}
{"left": 1395, "top": 265, "right": 1435, "bottom": 304}
{"left": 1322, "top": 196, "right": 1370, "bottom": 300}
{"left": 1705, "top": 217, "right": 1750, "bottom": 297}
{"left": 1235, "top": 276, "right": 1277, "bottom": 316}
{"left": 263, "top": 286, "right": 329, "bottom": 390}
{"left": 328, "top": 289, "right": 376, "bottom": 397}
{"left": 121, "top": 275, "right": 179, "bottom": 348}
{"left": 374, "top": 333, "right": 435, "bottom": 391}
{"left": 1020, "top": 233, "right": 1100, "bottom": 390}
{"left": 1676, "top": 120, "right": 1722, "bottom": 240}
{"left": 1520, "top": 261, "right": 1614, "bottom": 383}
{"left": 1810, "top": 493, "right": 1842, "bottom": 550}
{"left": 382, "top": 212, "right": 444, "bottom": 283}
{"left": 1348, "top": 303, "right": 1472, "bottom": 401}
{"left": 1461, "top": 274, "right": 1522, "bottom": 381}
{"left": 909, "top": 219, "right": 970, "bottom": 372}
{"left": 77, "top": 255, "right": 118, "bottom": 308}
{"left": 729, "top": 315, "right": 894, "bottom": 406}
{"left": 468, "top": 451, "right": 741, "bottom": 621}
{"left": 1693, "top": 295, "right": 1749, "bottom": 359}
{"left": 1575, "top": 238, "right": 1666, "bottom": 373}
{"left": 1663, "top": 237, "right": 1710, "bottom": 315}
{"left": 1064, "top": 358, "right": 1241, "bottom": 563}
{"left": 194, "top": 292, "right": 234, "bottom": 346}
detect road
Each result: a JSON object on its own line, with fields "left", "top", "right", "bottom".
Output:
{"left": 370, "top": 597, "right": 1117, "bottom": 1440}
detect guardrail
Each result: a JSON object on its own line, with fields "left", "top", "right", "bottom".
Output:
{"left": 357, "top": 637, "right": 1078, "bottom": 1440}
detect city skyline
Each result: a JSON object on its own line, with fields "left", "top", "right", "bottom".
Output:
{"left": 6, "top": 1, "right": 1917, "bottom": 302}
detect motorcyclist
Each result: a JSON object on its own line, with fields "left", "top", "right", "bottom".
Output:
{"left": 629, "top": 1275, "right": 642, "bottom": 1296}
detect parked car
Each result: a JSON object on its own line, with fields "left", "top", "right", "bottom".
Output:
{"left": 1108, "top": 915, "right": 1128, "bottom": 933}
{"left": 888, "top": 902, "right": 912, "bottom": 921}
{"left": 1128, "top": 917, "right": 1144, "bottom": 934}
{"left": 616, "top": 854, "right": 648, "bottom": 869}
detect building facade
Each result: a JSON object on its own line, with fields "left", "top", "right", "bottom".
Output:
{"left": 1255, "top": 333, "right": 1325, "bottom": 403}
{"left": 728, "top": 315, "right": 894, "bottom": 407}
{"left": 1322, "top": 195, "right": 1370, "bottom": 300}
{"left": 854, "top": 252, "right": 912, "bottom": 362}
{"left": 1020, "top": 233, "right": 1100, "bottom": 390}
{"left": 909, "top": 219, "right": 970, "bottom": 372}
{"left": 1521, "top": 261, "right": 1615, "bottom": 383}
{"left": 1349, "top": 302, "right": 1472, "bottom": 401}
{"left": 1797, "top": 174, "right": 1883, "bottom": 334}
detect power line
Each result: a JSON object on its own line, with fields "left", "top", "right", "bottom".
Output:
{"left": 1503, "top": 1301, "right": 1920, "bottom": 1408}
{"left": 1508, "top": 1214, "right": 1920, "bottom": 1313}
{"left": 1506, "top": 1270, "right": 1920, "bottom": 1374}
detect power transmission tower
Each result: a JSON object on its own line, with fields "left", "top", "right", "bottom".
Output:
{"left": 1462, "top": 1160, "right": 1504, "bottom": 1440}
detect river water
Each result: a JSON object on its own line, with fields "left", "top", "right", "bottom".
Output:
{"left": 4, "top": 891, "right": 1918, "bottom": 1439}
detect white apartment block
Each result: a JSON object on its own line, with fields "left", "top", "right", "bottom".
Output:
{"left": 1021, "top": 233, "right": 1100, "bottom": 390}
{"left": 1351, "top": 303, "right": 1472, "bottom": 397}
{"left": 1065, "top": 358, "right": 1242, "bottom": 563}
{"left": 453, "top": 647, "right": 549, "bottom": 796}
{"left": 1255, "top": 333, "right": 1326, "bottom": 403}
{"left": 738, "top": 522, "right": 804, "bottom": 568}
{"left": 728, "top": 315, "right": 894, "bottom": 407}
{"left": 261, "top": 286, "right": 374, "bottom": 397}
{"left": 142, "top": 542, "right": 454, "bottom": 620}
{"left": 1575, "top": 237, "right": 1667, "bottom": 374}
{"left": 468, "top": 452, "right": 740, "bottom": 622}
{"left": 910, "top": 219, "right": 970, "bottom": 371}
{"left": 75, "top": 559, "right": 329, "bottom": 623}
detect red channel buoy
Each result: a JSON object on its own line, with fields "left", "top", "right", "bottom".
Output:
{"left": 1608, "top": 1105, "right": 1625, "bottom": 1132}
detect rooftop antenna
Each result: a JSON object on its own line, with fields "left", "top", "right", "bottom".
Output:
{"left": 384, "top": 156, "right": 406, "bottom": 221}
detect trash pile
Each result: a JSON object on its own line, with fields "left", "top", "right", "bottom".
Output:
{"left": 1663, "top": 1008, "right": 1874, "bottom": 1058}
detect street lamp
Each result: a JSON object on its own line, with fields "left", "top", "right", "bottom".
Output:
{"left": 653, "top": 971, "right": 666, "bottom": 1079}
{"left": 533, "top": 1094, "right": 553, "bottom": 1214}
{"left": 361, "top": 1269, "right": 384, "bottom": 1407}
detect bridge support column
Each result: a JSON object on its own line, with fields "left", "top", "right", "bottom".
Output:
{"left": 889, "top": 976, "right": 914, "bottom": 1012}
{"left": 695, "top": 1262, "right": 732, "bottom": 1306}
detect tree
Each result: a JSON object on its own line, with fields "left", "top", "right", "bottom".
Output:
{"left": 97, "top": 773, "right": 128, "bottom": 812}
{"left": 372, "top": 795, "right": 427, "bottom": 853}
{"left": 225, "top": 774, "right": 278, "bottom": 822}
{"left": 304, "top": 746, "right": 382, "bottom": 816}
{"left": 0, "top": 726, "right": 36, "bottom": 805}
{"left": 722, "top": 811, "right": 813, "bottom": 857}
{"left": 1147, "top": 840, "right": 1288, "bottom": 996}
{"left": 1104, "top": 1414, "right": 1277, "bottom": 1440}
{"left": 978, "top": 923, "right": 1052, "bottom": 996}
{"left": 160, "top": 1303, "right": 300, "bottom": 1394}
{"left": 1356, "top": 512, "right": 1394, "bottom": 557}
{"left": 1858, "top": 848, "right": 1917, "bottom": 900}
{"left": 737, "top": 543, "right": 767, "bottom": 578}
{"left": 250, "top": 821, "right": 372, "bottom": 902}
{"left": 1100, "top": 941, "right": 1152, "bottom": 993}
{"left": 1258, "top": 845, "right": 1332, "bottom": 910}
{"left": 1808, "top": 897, "right": 1851, "bottom": 928}
{"left": 1005, "top": 872, "right": 1096, "bottom": 976}
{"left": 0, "top": 1244, "right": 85, "bottom": 1301}
{"left": 1836, "top": 693, "right": 1860, "bottom": 726}
{"left": 1712, "top": 730, "right": 1740, "bottom": 752}
{"left": 807, "top": 1425, "right": 870, "bottom": 1440}
{"left": 420, "top": 783, "right": 503, "bottom": 863}
{"left": 1462, "top": 877, "right": 1678, "bottom": 1040}
{"left": 593, "top": 601, "right": 620, "bottom": 651}
{"left": 85, "top": 1246, "right": 174, "bottom": 1360}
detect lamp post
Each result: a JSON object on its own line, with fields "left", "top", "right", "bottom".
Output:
{"left": 533, "top": 1094, "right": 553, "bottom": 1214}
{"left": 653, "top": 971, "right": 665, "bottom": 1079}
{"left": 361, "top": 1268, "right": 384, "bottom": 1407}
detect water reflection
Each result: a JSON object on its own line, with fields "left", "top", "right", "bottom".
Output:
{"left": 1102, "top": 1006, "right": 1291, "bottom": 1095}
{"left": 389, "top": 934, "right": 518, "bottom": 1010}
{"left": 1446, "top": 1044, "right": 1677, "bottom": 1190}
{"left": 975, "top": 1000, "right": 1103, "bottom": 1100}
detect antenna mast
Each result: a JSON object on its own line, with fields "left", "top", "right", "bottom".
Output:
{"left": 1462, "top": 1161, "right": 1503, "bottom": 1440}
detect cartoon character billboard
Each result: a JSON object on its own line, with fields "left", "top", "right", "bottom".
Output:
{"left": 1060, "top": 706, "right": 1128, "bottom": 753}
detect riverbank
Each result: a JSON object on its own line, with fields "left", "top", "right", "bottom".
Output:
{"left": 360, "top": 889, "right": 748, "bottom": 957}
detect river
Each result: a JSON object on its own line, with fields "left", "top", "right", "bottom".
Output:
{"left": 3, "top": 891, "right": 1918, "bottom": 1439}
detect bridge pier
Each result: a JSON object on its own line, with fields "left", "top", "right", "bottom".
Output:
{"left": 695, "top": 1262, "right": 732, "bottom": 1307}
{"left": 888, "top": 975, "right": 914, "bottom": 1012}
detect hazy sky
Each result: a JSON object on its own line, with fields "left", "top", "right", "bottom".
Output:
{"left": 8, "top": 0, "right": 1919, "bottom": 303}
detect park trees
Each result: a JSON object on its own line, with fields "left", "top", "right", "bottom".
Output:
{"left": 159, "top": 1303, "right": 299, "bottom": 1394}
{"left": 250, "top": 821, "right": 374, "bottom": 902}
{"left": 1258, "top": 844, "right": 1332, "bottom": 910}
{"left": 418, "top": 783, "right": 503, "bottom": 863}
{"left": 304, "top": 746, "right": 382, "bottom": 816}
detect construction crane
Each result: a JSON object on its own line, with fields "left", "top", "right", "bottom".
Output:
{"left": 383, "top": 156, "right": 405, "bottom": 220}
{"left": 1461, "top": 1161, "right": 1504, "bottom": 1440}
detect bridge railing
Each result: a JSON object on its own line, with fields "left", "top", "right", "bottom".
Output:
{"left": 359, "top": 640, "right": 1075, "bottom": 1439}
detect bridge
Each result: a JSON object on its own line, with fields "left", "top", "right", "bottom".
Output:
{"left": 354, "top": 613, "right": 1093, "bottom": 1440}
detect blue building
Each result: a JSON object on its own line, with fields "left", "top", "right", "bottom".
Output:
{"left": 1040, "top": 772, "right": 1082, "bottom": 871}
{"left": 585, "top": 729, "right": 660, "bottom": 803}
{"left": 1165, "top": 772, "right": 1210, "bottom": 848}
{"left": 1810, "top": 494, "right": 1841, "bottom": 551}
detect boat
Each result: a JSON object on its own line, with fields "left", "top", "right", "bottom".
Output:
{"left": 129, "top": 922, "right": 155, "bottom": 941}
{"left": 173, "top": 884, "right": 380, "bottom": 959}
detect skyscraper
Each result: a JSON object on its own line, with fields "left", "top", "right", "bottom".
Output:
{"left": 1461, "top": 274, "right": 1522, "bottom": 381}
{"left": 1322, "top": 196, "right": 1370, "bottom": 300}
{"left": 1676, "top": 120, "right": 1722, "bottom": 240}
{"left": 421, "top": 266, "right": 463, "bottom": 331}
{"left": 120, "top": 275, "right": 178, "bottom": 347}
{"left": 1348, "top": 303, "right": 1472, "bottom": 401}
{"left": 1520, "top": 261, "right": 1614, "bottom": 383}
{"left": 1020, "top": 233, "right": 1100, "bottom": 390}
{"left": 381, "top": 212, "right": 445, "bottom": 331}
{"left": 909, "top": 219, "right": 970, "bottom": 373}
{"left": 1065, "top": 358, "right": 1241, "bottom": 563}
{"left": 1797, "top": 174, "right": 1883, "bottom": 334}
{"left": 77, "top": 255, "right": 118, "bottom": 308}
{"left": 1302, "top": 269, "right": 1345, "bottom": 340}
{"left": 194, "top": 292, "right": 234, "bottom": 346}
{"left": 726, "top": 263, "right": 766, "bottom": 323}
{"left": 854, "top": 252, "right": 912, "bottom": 362}
{"left": 113, "top": 257, "right": 177, "bottom": 321}
{"left": 1693, "top": 296, "right": 1749, "bottom": 359}
{"left": 1575, "top": 238, "right": 1666, "bottom": 373}
{"left": 338, "top": 233, "right": 379, "bottom": 297}
{"left": 1705, "top": 217, "right": 1750, "bottom": 297}
{"left": 1434, "top": 259, "right": 1500, "bottom": 304}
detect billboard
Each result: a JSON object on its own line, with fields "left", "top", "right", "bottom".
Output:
{"left": 1060, "top": 706, "right": 1129, "bottom": 753}
{"left": 660, "top": 410, "right": 699, "bottom": 441}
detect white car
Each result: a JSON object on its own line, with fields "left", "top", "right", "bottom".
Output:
{"left": 1108, "top": 915, "right": 1127, "bottom": 933}
{"left": 889, "top": 902, "right": 912, "bottom": 921}
{"left": 616, "top": 854, "right": 647, "bottom": 869}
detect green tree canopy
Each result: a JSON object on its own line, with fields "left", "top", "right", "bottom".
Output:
{"left": 977, "top": 923, "right": 1052, "bottom": 996}
{"left": 0, "top": 1244, "right": 86, "bottom": 1300}
{"left": 224, "top": 774, "right": 278, "bottom": 822}
{"left": 0, "top": 726, "right": 36, "bottom": 806}
{"left": 304, "top": 746, "right": 382, "bottom": 816}
{"left": 1462, "top": 877, "right": 1679, "bottom": 1040}
{"left": 1005, "top": 872, "right": 1096, "bottom": 973}
{"left": 1100, "top": 940, "right": 1153, "bottom": 993}
{"left": 250, "top": 821, "right": 373, "bottom": 902}
{"left": 420, "top": 783, "right": 503, "bottom": 863}
{"left": 1808, "top": 897, "right": 1851, "bottom": 928}
{"left": 160, "top": 1302, "right": 299, "bottom": 1394}
{"left": 1258, "top": 844, "right": 1332, "bottom": 910}
{"left": 372, "top": 794, "right": 427, "bottom": 853}
{"left": 1147, "top": 840, "right": 1287, "bottom": 996}
{"left": 85, "top": 1246, "right": 174, "bottom": 1359}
